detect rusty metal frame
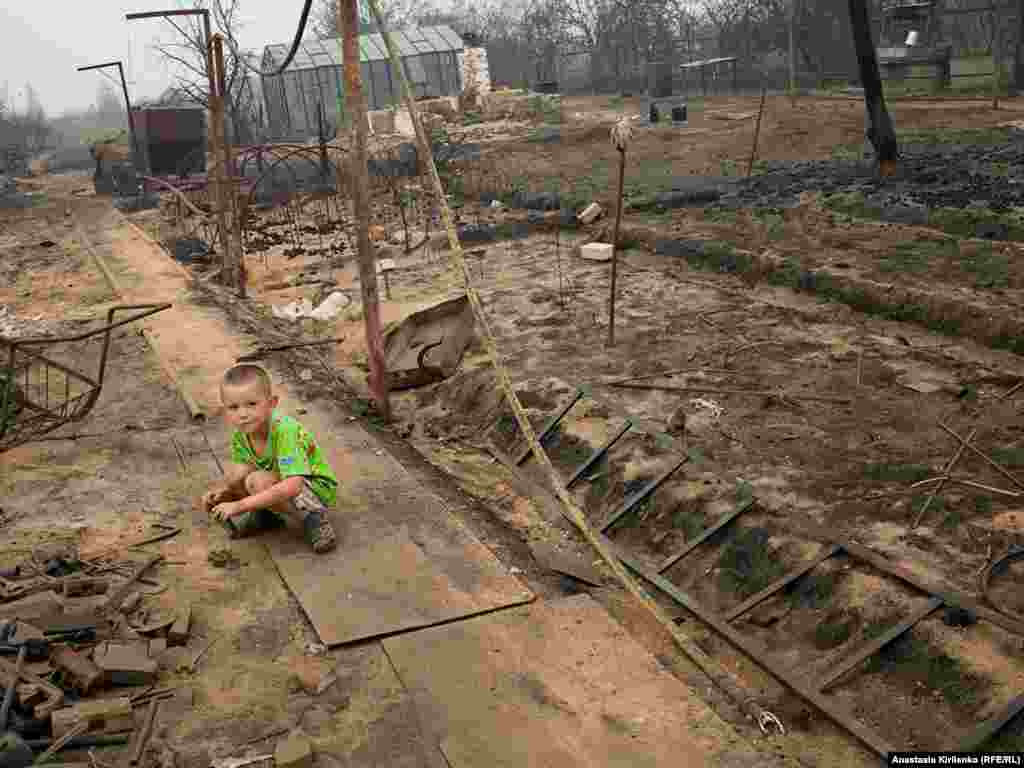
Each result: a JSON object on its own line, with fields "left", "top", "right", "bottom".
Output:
{"left": 615, "top": 546, "right": 896, "bottom": 757}
{"left": 2, "top": 304, "right": 172, "bottom": 450}
{"left": 491, "top": 393, "right": 1024, "bottom": 754}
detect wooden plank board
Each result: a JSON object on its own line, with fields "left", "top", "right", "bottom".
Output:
{"left": 266, "top": 419, "right": 534, "bottom": 647}
{"left": 383, "top": 594, "right": 764, "bottom": 768}
{"left": 528, "top": 541, "right": 605, "bottom": 587}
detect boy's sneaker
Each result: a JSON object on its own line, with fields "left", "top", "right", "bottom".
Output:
{"left": 225, "top": 509, "right": 285, "bottom": 539}
{"left": 303, "top": 510, "right": 337, "bottom": 554}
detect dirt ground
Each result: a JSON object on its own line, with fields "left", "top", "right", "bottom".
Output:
{"left": 8, "top": 92, "right": 1024, "bottom": 765}
{"left": 160, "top": 93, "right": 1024, "bottom": 763}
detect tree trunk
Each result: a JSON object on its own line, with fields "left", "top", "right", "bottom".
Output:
{"left": 848, "top": 0, "right": 899, "bottom": 176}
{"left": 1015, "top": 0, "right": 1024, "bottom": 94}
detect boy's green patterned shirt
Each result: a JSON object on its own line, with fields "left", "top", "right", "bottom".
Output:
{"left": 229, "top": 411, "right": 337, "bottom": 506}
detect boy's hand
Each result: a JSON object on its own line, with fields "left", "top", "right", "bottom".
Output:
{"left": 202, "top": 487, "right": 229, "bottom": 512}
{"left": 211, "top": 501, "right": 244, "bottom": 523}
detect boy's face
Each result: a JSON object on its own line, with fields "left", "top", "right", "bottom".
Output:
{"left": 221, "top": 381, "right": 278, "bottom": 436}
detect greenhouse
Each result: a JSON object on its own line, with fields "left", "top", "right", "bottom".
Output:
{"left": 261, "top": 25, "right": 466, "bottom": 140}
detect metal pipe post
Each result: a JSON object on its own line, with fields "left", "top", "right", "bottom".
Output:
{"left": 340, "top": 0, "right": 390, "bottom": 420}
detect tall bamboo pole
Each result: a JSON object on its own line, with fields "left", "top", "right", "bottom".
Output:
{"left": 340, "top": 0, "right": 389, "bottom": 421}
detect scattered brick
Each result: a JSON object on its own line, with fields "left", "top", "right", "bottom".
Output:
{"left": 167, "top": 605, "right": 191, "bottom": 646}
{"left": 93, "top": 642, "right": 157, "bottom": 686}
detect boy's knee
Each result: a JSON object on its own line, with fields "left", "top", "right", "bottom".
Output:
{"left": 244, "top": 471, "right": 277, "bottom": 494}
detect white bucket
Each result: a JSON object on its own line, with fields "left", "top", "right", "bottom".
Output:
{"left": 905, "top": 30, "right": 920, "bottom": 46}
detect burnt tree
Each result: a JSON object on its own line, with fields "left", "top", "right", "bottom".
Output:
{"left": 848, "top": 0, "right": 899, "bottom": 176}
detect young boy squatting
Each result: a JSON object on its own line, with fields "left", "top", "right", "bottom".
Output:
{"left": 202, "top": 364, "right": 338, "bottom": 554}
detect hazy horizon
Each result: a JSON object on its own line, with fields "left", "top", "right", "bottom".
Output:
{"left": 1, "top": 0, "right": 320, "bottom": 118}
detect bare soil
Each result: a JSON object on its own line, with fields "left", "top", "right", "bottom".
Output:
{"left": 30, "top": 92, "right": 1024, "bottom": 765}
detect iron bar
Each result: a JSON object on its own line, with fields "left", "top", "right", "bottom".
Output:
{"left": 513, "top": 389, "right": 584, "bottom": 465}
{"left": 75, "top": 62, "right": 141, "bottom": 173}
{"left": 616, "top": 548, "right": 895, "bottom": 758}
{"left": 789, "top": 512, "right": 1024, "bottom": 637}
{"left": 657, "top": 497, "right": 755, "bottom": 573}
{"left": 566, "top": 421, "right": 633, "bottom": 489}
{"left": 725, "top": 544, "right": 843, "bottom": 622}
{"left": 817, "top": 597, "right": 943, "bottom": 693}
{"left": 601, "top": 456, "right": 689, "bottom": 533}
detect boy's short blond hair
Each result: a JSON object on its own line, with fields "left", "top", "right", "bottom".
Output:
{"left": 221, "top": 364, "right": 273, "bottom": 397}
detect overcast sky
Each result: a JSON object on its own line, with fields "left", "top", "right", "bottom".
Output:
{"left": 0, "top": 0, "right": 313, "bottom": 117}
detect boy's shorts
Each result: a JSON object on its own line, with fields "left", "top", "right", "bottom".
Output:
{"left": 224, "top": 478, "right": 328, "bottom": 538}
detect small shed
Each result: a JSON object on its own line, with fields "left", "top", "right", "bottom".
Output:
{"left": 261, "top": 25, "right": 465, "bottom": 141}
{"left": 130, "top": 107, "right": 206, "bottom": 176}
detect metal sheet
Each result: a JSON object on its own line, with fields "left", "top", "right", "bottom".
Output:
{"left": 265, "top": 420, "right": 534, "bottom": 647}
{"left": 384, "top": 594, "right": 750, "bottom": 768}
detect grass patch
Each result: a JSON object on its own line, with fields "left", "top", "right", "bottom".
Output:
{"left": 607, "top": 95, "right": 625, "bottom": 109}
{"left": 960, "top": 242, "right": 1010, "bottom": 289}
{"left": 865, "top": 625, "right": 988, "bottom": 711}
{"left": 991, "top": 447, "right": 1024, "bottom": 468}
{"left": 864, "top": 463, "right": 933, "bottom": 484}
{"left": 492, "top": 411, "right": 519, "bottom": 442}
{"left": 897, "top": 126, "right": 1014, "bottom": 145}
{"left": 813, "top": 609, "right": 860, "bottom": 650}
{"left": 716, "top": 526, "right": 790, "bottom": 599}
{"left": 607, "top": 476, "right": 655, "bottom": 530}
{"left": 878, "top": 239, "right": 958, "bottom": 274}
{"left": 940, "top": 506, "right": 964, "bottom": 531}
{"left": 672, "top": 503, "right": 706, "bottom": 540}
{"left": 788, "top": 567, "right": 843, "bottom": 609}
{"left": 703, "top": 208, "right": 738, "bottom": 225}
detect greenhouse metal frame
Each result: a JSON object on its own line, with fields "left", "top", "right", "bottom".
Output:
{"left": 261, "top": 25, "right": 465, "bottom": 140}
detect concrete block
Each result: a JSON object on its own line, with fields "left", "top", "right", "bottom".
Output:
{"left": 580, "top": 242, "right": 614, "bottom": 262}
{"left": 167, "top": 604, "right": 191, "bottom": 646}
{"left": 578, "top": 202, "right": 603, "bottom": 224}
{"left": 51, "top": 696, "right": 132, "bottom": 738}
{"left": 93, "top": 642, "right": 157, "bottom": 686}
{"left": 275, "top": 732, "right": 314, "bottom": 768}
{"left": 149, "top": 637, "right": 168, "bottom": 657}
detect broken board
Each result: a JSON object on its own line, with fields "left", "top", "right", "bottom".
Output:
{"left": 528, "top": 541, "right": 605, "bottom": 587}
{"left": 265, "top": 418, "right": 533, "bottom": 647}
{"left": 383, "top": 594, "right": 758, "bottom": 768}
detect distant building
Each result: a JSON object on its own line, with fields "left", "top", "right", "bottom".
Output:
{"left": 260, "top": 25, "right": 466, "bottom": 141}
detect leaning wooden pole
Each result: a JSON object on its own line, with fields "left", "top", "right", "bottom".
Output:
{"left": 340, "top": 0, "right": 390, "bottom": 421}
{"left": 365, "top": 0, "right": 783, "bottom": 736}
